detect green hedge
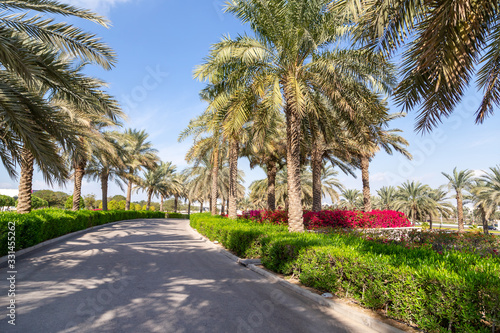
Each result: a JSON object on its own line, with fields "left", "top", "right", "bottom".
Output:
{"left": 0, "top": 209, "right": 165, "bottom": 256}
{"left": 167, "top": 212, "right": 190, "bottom": 219}
{"left": 190, "top": 213, "right": 500, "bottom": 333}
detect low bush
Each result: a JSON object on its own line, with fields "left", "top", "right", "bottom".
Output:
{"left": 191, "top": 213, "right": 500, "bottom": 332}
{"left": 167, "top": 212, "right": 190, "bottom": 219}
{"left": 0, "top": 209, "right": 165, "bottom": 256}
{"left": 241, "top": 209, "right": 412, "bottom": 229}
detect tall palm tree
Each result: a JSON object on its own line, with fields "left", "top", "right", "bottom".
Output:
{"left": 195, "top": 0, "right": 395, "bottom": 231}
{"left": 337, "top": 0, "right": 500, "bottom": 131}
{"left": 394, "top": 181, "right": 435, "bottom": 224}
{"left": 120, "top": 129, "right": 159, "bottom": 210}
{"left": 442, "top": 168, "right": 475, "bottom": 233}
{"left": 353, "top": 113, "right": 411, "bottom": 212}
{"left": 158, "top": 163, "right": 181, "bottom": 212}
{"left": 137, "top": 162, "right": 174, "bottom": 210}
{"left": 85, "top": 132, "right": 125, "bottom": 211}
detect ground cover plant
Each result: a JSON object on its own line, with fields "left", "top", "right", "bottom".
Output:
{"left": 167, "top": 212, "right": 190, "bottom": 219}
{"left": 0, "top": 209, "right": 165, "bottom": 256}
{"left": 191, "top": 213, "right": 500, "bottom": 333}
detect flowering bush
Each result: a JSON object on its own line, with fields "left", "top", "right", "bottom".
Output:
{"left": 240, "top": 209, "right": 411, "bottom": 229}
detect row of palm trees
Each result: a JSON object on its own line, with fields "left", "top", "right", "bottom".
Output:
{"left": 183, "top": 0, "right": 499, "bottom": 234}
{"left": 182, "top": 0, "right": 415, "bottom": 232}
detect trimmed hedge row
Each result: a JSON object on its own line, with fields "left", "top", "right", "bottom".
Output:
{"left": 0, "top": 209, "right": 165, "bottom": 256}
{"left": 190, "top": 213, "right": 500, "bottom": 333}
{"left": 167, "top": 212, "right": 190, "bottom": 219}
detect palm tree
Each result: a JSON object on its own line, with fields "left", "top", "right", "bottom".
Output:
{"left": 158, "top": 163, "right": 181, "bottom": 212}
{"left": 2, "top": 2, "right": 116, "bottom": 211}
{"left": 442, "top": 168, "right": 475, "bottom": 233}
{"left": 120, "top": 129, "right": 159, "bottom": 210}
{"left": 427, "top": 188, "right": 454, "bottom": 229}
{"left": 137, "top": 163, "right": 175, "bottom": 210}
{"left": 352, "top": 113, "right": 411, "bottom": 212}
{"left": 376, "top": 186, "right": 398, "bottom": 210}
{"left": 472, "top": 166, "right": 500, "bottom": 233}
{"left": 85, "top": 132, "right": 126, "bottom": 211}
{"left": 337, "top": 0, "right": 500, "bottom": 131}
{"left": 394, "top": 181, "right": 435, "bottom": 224}
{"left": 339, "top": 189, "right": 363, "bottom": 211}
{"left": 195, "top": 0, "right": 395, "bottom": 232}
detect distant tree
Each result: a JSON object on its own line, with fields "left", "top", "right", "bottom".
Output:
{"left": 110, "top": 195, "right": 126, "bottom": 202}
{"left": 33, "top": 190, "right": 69, "bottom": 208}
{"left": 442, "top": 168, "right": 475, "bottom": 233}
{"left": 65, "top": 196, "right": 85, "bottom": 210}
{"left": 83, "top": 194, "right": 97, "bottom": 209}
{"left": 16, "top": 195, "right": 48, "bottom": 210}
{"left": 0, "top": 195, "right": 15, "bottom": 211}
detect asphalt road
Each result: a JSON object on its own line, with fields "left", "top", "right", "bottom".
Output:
{"left": 0, "top": 219, "right": 376, "bottom": 333}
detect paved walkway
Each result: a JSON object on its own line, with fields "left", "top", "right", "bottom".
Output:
{"left": 0, "top": 219, "right": 376, "bottom": 333}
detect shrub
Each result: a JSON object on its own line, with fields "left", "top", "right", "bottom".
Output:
{"left": 191, "top": 214, "right": 500, "bottom": 332}
{"left": 0, "top": 195, "right": 16, "bottom": 209}
{"left": 167, "top": 212, "right": 189, "bottom": 219}
{"left": 0, "top": 209, "right": 165, "bottom": 256}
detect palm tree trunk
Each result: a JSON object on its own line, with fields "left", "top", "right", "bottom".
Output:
{"left": 174, "top": 195, "right": 179, "bottom": 213}
{"left": 72, "top": 160, "right": 86, "bottom": 211}
{"left": 101, "top": 170, "right": 109, "bottom": 211}
{"left": 146, "top": 191, "right": 152, "bottom": 211}
{"left": 361, "top": 156, "right": 372, "bottom": 212}
{"left": 188, "top": 200, "right": 191, "bottom": 216}
{"left": 17, "top": 147, "right": 34, "bottom": 214}
{"left": 285, "top": 102, "right": 304, "bottom": 232}
{"left": 160, "top": 195, "right": 164, "bottom": 212}
{"left": 311, "top": 141, "right": 322, "bottom": 212}
{"left": 267, "top": 162, "right": 277, "bottom": 211}
{"left": 429, "top": 214, "right": 433, "bottom": 230}
{"left": 211, "top": 148, "right": 219, "bottom": 216}
{"left": 221, "top": 200, "right": 225, "bottom": 215}
{"left": 126, "top": 177, "right": 133, "bottom": 211}
{"left": 228, "top": 141, "right": 239, "bottom": 219}
{"left": 457, "top": 193, "right": 464, "bottom": 233}
{"left": 200, "top": 200, "right": 204, "bottom": 213}
{"left": 481, "top": 209, "right": 489, "bottom": 235}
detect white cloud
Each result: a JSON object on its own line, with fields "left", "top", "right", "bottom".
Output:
{"left": 64, "top": 0, "right": 131, "bottom": 16}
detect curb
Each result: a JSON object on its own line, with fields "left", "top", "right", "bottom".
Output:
{"left": 188, "top": 225, "right": 405, "bottom": 333}
{"left": 0, "top": 218, "right": 161, "bottom": 266}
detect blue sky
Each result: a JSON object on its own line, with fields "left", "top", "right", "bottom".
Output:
{"left": 1, "top": 0, "right": 499, "bottom": 203}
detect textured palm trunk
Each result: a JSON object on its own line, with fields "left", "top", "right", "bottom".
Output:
{"left": 160, "top": 195, "right": 164, "bottom": 212}
{"left": 285, "top": 102, "right": 304, "bottom": 232}
{"left": 228, "top": 141, "right": 239, "bottom": 219}
{"left": 174, "top": 195, "right": 179, "bottom": 213}
{"left": 72, "top": 160, "right": 86, "bottom": 211}
{"left": 311, "top": 141, "right": 323, "bottom": 212}
{"left": 267, "top": 162, "right": 277, "bottom": 211}
{"left": 211, "top": 148, "right": 219, "bottom": 216}
{"left": 429, "top": 214, "right": 433, "bottom": 230}
{"left": 125, "top": 177, "right": 133, "bottom": 211}
{"left": 146, "top": 191, "right": 152, "bottom": 211}
{"left": 200, "top": 200, "right": 203, "bottom": 213}
{"left": 456, "top": 193, "right": 464, "bottom": 233}
{"left": 221, "top": 200, "right": 225, "bottom": 215}
{"left": 17, "top": 148, "right": 35, "bottom": 214}
{"left": 361, "top": 156, "right": 372, "bottom": 212}
{"left": 188, "top": 200, "right": 191, "bottom": 216}
{"left": 101, "top": 170, "right": 109, "bottom": 211}
{"left": 481, "top": 209, "right": 489, "bottom": 235}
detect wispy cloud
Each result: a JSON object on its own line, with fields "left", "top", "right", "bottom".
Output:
{"left": 64, "top": 0, "right": 132, "bottom": 16}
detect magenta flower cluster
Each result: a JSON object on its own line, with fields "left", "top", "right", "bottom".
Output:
{"left": 240, "top": 209, "right": 412, "bottom": 229}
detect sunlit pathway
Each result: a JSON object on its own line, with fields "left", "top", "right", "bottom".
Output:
{"left": 0, "top": 219, "right": 376, "bottom": 333}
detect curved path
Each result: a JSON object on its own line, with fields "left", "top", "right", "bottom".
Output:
{"left": 0, "top": 219, "right": 376, "bottom": 333}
